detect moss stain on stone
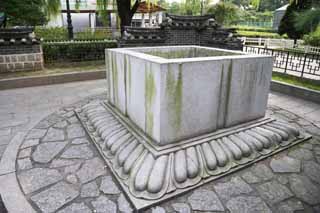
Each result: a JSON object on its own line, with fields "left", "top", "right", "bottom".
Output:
{"left": 145, "top": 63, "right": 156, "bottom": 135}
{"left": 223, "top": 60, "right": 233, "bottom": 127}
{"left": 166, "top": 64, "right": 183, "bottom": 131}
{"left": 111, "top": 53, "right": 119, "bottom": 106}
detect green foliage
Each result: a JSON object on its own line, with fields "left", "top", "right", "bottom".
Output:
{"left": 35, "top": 27, "right": 113, "bottom": 41}
{"left": 236, "top": 30, "right": 285, "bottom": 38}
{"left": 1, "top": 0, "right": 47, "bottom": 26}
{"left": 75, "top": 28, "right": 113, "bottom": 40}
{"left": 272, "top": 72, "right": 320, "bottom": 91}
{"left": 294, "top": 8, "right": 320, "bottom": 33}
{"left": 231, "top": 25, "right": 275, "bottom": 32}
{"left": 35, "top": 27, "right": 68, "bottom": 41}
{"left": 278, "top": 0, "right": 313, "bottom": 40}
{"left": 42, "top": 40, "right": 117, "bottom": 63}
{"left": 303, "top": 26, "right": 320, "bottom": 47}
{"left": 206, "top": 2, "right": 240, "bottom": 25}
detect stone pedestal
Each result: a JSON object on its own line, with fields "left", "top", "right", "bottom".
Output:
{"left": 75, "top": 45, "right": 311, "bottom": 211}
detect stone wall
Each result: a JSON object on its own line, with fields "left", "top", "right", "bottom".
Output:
{"left": 0, "top": 28, "right": 43, "bottom": 73}
{"left": 0, "top": 45, "right": 43, "bottom": 73}
{"left": 119, "top": 14, "right": 243, "bottom": 50}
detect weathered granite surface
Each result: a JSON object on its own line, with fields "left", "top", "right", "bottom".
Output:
{"left": 14, "top": 95, "right": 320, "bottom": 213}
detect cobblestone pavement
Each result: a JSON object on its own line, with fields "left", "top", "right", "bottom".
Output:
{"left": 1, "top": 80, "right": 320, "bottom": 213}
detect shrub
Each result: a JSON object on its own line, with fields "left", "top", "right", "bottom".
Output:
{"left": 42, "top": 40, "right": 117, "bottom": 64}
{"left": 35, "top": 27, "right": 68, "bottom": 41}
{"left": 230, "top": 25, "right": 276, "bottom": 33}
{"left": 35, "top": 27, "right": 114, "bottom": 41}
{"left": 236, "top": 30, "right": 285, "bottom": 38}
{"left": 303, "top": 26, "right": 320, "bottom": 47}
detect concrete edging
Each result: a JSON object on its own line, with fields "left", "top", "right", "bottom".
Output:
{"left": 270, "top": 80, "right": 320, "bottom": 104}
{"left": 0, "top": 70, "right": 106, "bottom": 90}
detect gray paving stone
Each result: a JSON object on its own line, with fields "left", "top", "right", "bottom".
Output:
{"left": 251, "top": 164, "right": 274, "bottom": 181}
{"left": 256, "top": 180, "right": 293, "bottom": 204}
{"left": 91, "top": 195, "right": 117, "bottom": 213}
{"left": 303, "top": 161, "right": 320, "bottom": 184}
{"left": 21, "top": 139, "right": 39, "bottom": 149}
{"left": 71, "top": 138, "right": 89, "bottom": 145}
{"left": 32, "top": 142, "right": 67, "bottom": 163}
{"left": 18, "top": 147, "right": 32, "bottom": 158}
{"left": 288, "top": 148, "right": 314, "bottom": 161}
{"left": 65, "top": 174, "right": 78, "bottom": 184}
{"left": 64, "top": 162, "right": 82, "bottom": 174}
{"left": 76, "top": 157, "right": 106, "bottom": 184}
{"left": 277, "top": 200, "right": 304, "bottom": 213}
{"left": 276, "top": 175, "right": 289, "bottom": 185}
{"left": 188, "top": 189, "right": 224, "bottom": 212}
{"left": 60, "top": 144, "right": 94, "bottom": 159}
{"left": 172, "top": 203, "right": 191, "bottom": 213}
{"left": 100, "top": 176, "right": 120, "bottom": 194}
{"left": 241, "top": 171, "right": 261, "bottom": 184}
{"left": 81, "top": 181, "right": 100, "bottom": 198}
{"left": 0, "top": 135, "right": 11, "bottom": 146}
{"left": 152, "top": 207, "right": 166, "bottom": 213}
{"left": 57, "top": 202, "right": 91, "bottom": 213}
{"left": 31, "top": 181, "right": 79, "bottom": 213}
{"left": 26, "top": 129, "right": 47, "bottom": 139}
{"left": 50, "top": 159, "right": 81, "bottom": 168}
{"left": 42, "top": 128, "right": 65, "bottom": 142}
{"left": 17, "top": 158, "right": 33, "bottom": 170}
{"left": 67, "top": 124, "right": 85, "bottom": 139}
{"left": 300, "top": 142, "right": 313, "bottom": 150}
{"left": 289, "top": 174, "right": 320, "bottom": 205}
{"left": 54, "top": 121, "right": 68, "bottom": 129}
{"left": 68, "top": 116, "right": 79, "bottom": 124}
{"left": 270, "top": 156, "right": 301, "bottom": 173}
{"left": 226, "top": 196, "right": 272, "bottom": 213}
{"left": 19, "top": 168, "right": 63, "bottom": 194}
{"left": 214, "top": 176, "right": 253, "bottom": 201}
{"left": 0, "top": 128, "right": 11, "bottom": 136}
{"left": 118, "top": 194, "right": 133, "bottom": 213}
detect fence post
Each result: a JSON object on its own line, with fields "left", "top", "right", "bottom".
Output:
{"left": 284, "top": 50, "right": 290, "bottom": 74}
{"left": 301, "top": 53, "right": 307, "bottom": 78}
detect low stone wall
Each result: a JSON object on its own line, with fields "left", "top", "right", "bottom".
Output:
{"left": 0, "top": 46, "right": 43, "bottom": 73}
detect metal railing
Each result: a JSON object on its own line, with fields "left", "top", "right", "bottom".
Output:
{"left": 244, "top": 46, "right": 320, "bottom": 79}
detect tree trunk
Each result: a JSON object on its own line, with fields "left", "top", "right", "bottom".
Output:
{"left": 117, "top": 0, "right": 140, "bottom": 35}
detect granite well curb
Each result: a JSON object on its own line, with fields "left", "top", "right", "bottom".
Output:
{"left": 0, "top": 70, "right": 106, "bottom": 90}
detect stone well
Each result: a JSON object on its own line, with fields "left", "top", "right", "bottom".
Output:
{"left": 76, "top": 45, "right": 311, "bottom": 210}
{"left": 106, "top": 46, "right": 273, "bottom": 145}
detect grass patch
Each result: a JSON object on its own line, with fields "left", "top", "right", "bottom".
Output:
{"left": 272, "top": 72, "right": 320, "bottom": 91}
{"left": 236, "top": 30, "right": 285, "bottom": 38}
{"left": 0, "top": 60, "right": 105, "bottom": 80}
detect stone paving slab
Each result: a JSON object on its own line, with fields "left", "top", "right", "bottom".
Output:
{"left": 0, "top": 80, "right": 320, "bottom": 212}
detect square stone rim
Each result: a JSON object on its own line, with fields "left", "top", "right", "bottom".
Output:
{"left": 106, "top": 45, "right": 273, "bottom": 64}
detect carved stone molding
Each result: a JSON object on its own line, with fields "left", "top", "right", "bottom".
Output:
{"left": 76, "top": 101, "right": 311, "bottom": 210}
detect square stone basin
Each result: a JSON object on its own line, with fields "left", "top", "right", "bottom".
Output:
{"left": 106, "top": 46, "right": 273, "bottom": 145}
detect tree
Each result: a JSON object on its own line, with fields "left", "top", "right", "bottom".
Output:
{"left": 206, "top": 2, "right": 240, "bottom": 25}
{"left": 0, "top": 0, "right": 47, "bottom": 26}
{"left": 278, "top": 0, "right": 313, "bottom": 43}
{"left": 294, "top": 7, "right": 320, "bottom": 33}
{"left": 116, "top": 0, "right": 141, "bottom": 33}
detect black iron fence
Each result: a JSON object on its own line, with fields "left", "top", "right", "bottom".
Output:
{"left": 244, "top": 46, "right": 320, "bottom": 79}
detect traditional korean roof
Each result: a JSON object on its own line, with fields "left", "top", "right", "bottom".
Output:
{"left": 137, "top": 1, "right": 166, "bottom": 14}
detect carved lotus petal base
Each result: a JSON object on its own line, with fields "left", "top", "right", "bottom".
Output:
{"left": 75, "top": 101, "right": 311, "bottom": 211}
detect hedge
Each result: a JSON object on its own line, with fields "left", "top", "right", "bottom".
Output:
{"left": 230, "top": 25, "right": 276, "bottom": 33}
{"left": 42, "top": 40, "right": 117, "bottom": 64}
{"left": 236, "top": 30, "right": 286, "bottom": 38}
{"left": 35, "top": 27, "right": 114, "bottom": 41}
{"left": 304, "top": 26, "right": 320, "bottom": 47}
